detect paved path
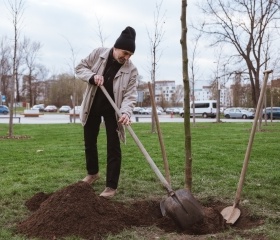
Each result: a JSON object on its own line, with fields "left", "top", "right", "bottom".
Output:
{"left": 0, "top": 114, "right": 184, "bottom": 124}
{"left": 1, "top": 114, "right": 277, "bottom": 124}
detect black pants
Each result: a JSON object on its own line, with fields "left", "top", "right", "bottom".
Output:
{"left": 84, "top": 113, "right": 121, "bottom": 189}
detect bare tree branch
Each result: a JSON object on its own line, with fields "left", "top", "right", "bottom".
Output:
{"left": 146, "top": 0, "right": 166, "bottom": 133}
{"left": 5, "top": 0, "right": 25, "bottom": 137}
{"left": 93, "top": 15, "right": 109, "bottom": 47}
{"left": 198, "top": 0, "right": 280, "bottom": 107}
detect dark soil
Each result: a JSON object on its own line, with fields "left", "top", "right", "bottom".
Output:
{"left": 17, "top": 182, "right": 264, "bottom": 240}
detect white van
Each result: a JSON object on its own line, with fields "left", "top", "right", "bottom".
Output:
{"left": 180, "top": 100, "right": 217, "bottom": 118}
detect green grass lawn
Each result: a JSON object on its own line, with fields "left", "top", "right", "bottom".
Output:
{"left": 0, "top": 122, "right": 279, "bottom": 239}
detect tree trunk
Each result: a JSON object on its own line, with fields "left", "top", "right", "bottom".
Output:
{"left": 181, "top": 0, "right": 192, "bottom": 191}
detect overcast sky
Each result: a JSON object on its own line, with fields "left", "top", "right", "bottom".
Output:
{"left": 0, "top": 0, "right": 215, "bottom": 86}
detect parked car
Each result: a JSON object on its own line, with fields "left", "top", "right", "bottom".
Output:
{"left": 44, "top": 105, "right": 58, "bottom": 112}
{"left": 59, "top": 105, "right": 71, "bottom": 113}
{"left": 245, "top": 108, "right": 255, "bottom": 113}
{"left": 224, "top": 108, "right": 254, "bottom": 119}
{"left": 263, "top": 107, "right": 280, "bottom": 119}
{"left": 0, "top": 105, "right": 9, "bottom": 114}
{"left": 132, "top": 107, "right": 143, "bottom": 114}
{"left": 134, "top": 107, "right": 163, "bottom": 115}
{"left": 223, "top": 108, "right": 234, "bottom": 116}
{"left": 165, "top": 108, "right": 180, "bottom": 114}
{"left": 189, "top": 100, "right": 217, "bottom": 118}
{"left": 138, "top": 108, "right": 149, "bottom": 115}
{"left": 31, "top": 104, "right": 45, "bottom": 112}
{"left": 145, "top": 108, "right": 162, "bottom": 115}
{"left": 179, "top": 108, "right": 184, "bottom": 117}
{"left": 157, "top": 106, "right": 164, "bottom": 112}
{"left": 70, "top": 106, "right": 81, "bottom": 114}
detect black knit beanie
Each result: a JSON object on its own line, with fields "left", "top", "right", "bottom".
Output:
{"left": 114, "top": 26, "right": 136, "bottom": 53}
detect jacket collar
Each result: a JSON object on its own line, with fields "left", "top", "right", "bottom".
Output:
{"left": 100, "top": 48, "right": 132, "bottom": 74}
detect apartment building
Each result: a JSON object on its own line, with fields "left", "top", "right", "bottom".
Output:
{"left": 192, "top": 85, "right": 231, "bottom": 107}
{"left": 155, "top": 80, "right": 176, "bottom": 102}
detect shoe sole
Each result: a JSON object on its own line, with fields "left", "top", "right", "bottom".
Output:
{"left": 99, "top": 190, "right": 117, "bottom": 199}
{"left": 99, "top": 194, "right": 115, "bottom": 199}
{"left": 82, "top": 175, "right": 100, "bottom": 184}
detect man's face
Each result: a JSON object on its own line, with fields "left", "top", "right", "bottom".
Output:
{"left": 113, "top": 48, "right": 133, "bottom": 64}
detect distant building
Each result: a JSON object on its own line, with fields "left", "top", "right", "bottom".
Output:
{"left": 192, "top": 85, "right": 231, "bottom": 107}
{"left": 155, "top": 80, "right": 176, "bottom": 102}
{"left": 138, "top": 80, "right": 233, "bottom": 107}
{"left": 220, "top": 88, "right": 231, "bottom": 107}
{"left": 271, "top": 79, "right": 280, "bottom": 88}
{"left": 192, "top": 86, "right": 212, "bottom": 101}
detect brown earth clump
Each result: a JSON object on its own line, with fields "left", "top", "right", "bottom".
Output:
{"left": 17, "top": 181, "right": 262, "bottom": 240}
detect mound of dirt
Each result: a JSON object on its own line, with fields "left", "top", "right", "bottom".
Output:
{"left": 17, "top": 182, "right": 261, "bottom": 240}
{"left": 24, "top": 192, "right": 52, "bottom": 212}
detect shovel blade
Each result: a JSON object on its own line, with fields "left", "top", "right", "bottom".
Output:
{"left": 160, "top": 199, "right": 166, "bottom": 216}
{"left": 221, "top": 206, "right": 241, "bottom": 224}
{"left": 162, "top": 189, "right": 204, "bottom": 229}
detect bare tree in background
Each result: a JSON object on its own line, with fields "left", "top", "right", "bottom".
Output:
{"left": 199, "top": 0, "right": 280, "bottom": 108}
{"left": 0, "top": 36, "right": 22, "bottom": 104}
{"left": 14, "top": 40, "right": 24, "bottom": 102}
{"left": 64, "top": 37, "right": 79, "bottom": 123}
{"left": 147, "top": 0, "right": 165, "bottom": 133}
{"left": 48, "top": 73, "right": 85, "bottom": 107}
{"left": 171, "top": 85, "right": 184, "bottom": 106}
{"left": 94, "top": 16, "right": 109, "bottom": 47}
{"left": 93, "top": 16, "right": 109, "bottom": 126}
{"left": 5, "top": 0, "right": 25, "bottom": 137}
{"left": 189, "top": 29, "right": 203, "bottom": 125}
{"left": 34, "top": 64, "right": 48, "bottom": 105}
{"left": 22, "top": 37, "right": 42, "bottom": 106}
{"left": 0, "top": 36, "right": 12, "bottom": 105}
{"left": 181, "top": 0, "right": 192, "bottom": 190}
{"left": 212, "top": 47, "right": 224, "bottom": 123}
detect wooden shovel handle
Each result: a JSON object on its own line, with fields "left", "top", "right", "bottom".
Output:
{"left": 234, "top": 70, "right": 273, "bottom": 207}
{"left": 148, "top": 82, "right": 171, "bottom": 185}
{"left": 99, "top": 85, "right": 173, "bottom": 193}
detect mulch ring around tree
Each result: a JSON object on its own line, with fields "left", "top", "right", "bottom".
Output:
{"left": 17, "top": 182, "right": 265, "bottom": 240}
{"left": 0, "top": 135, "right": 31, "bottom": 139}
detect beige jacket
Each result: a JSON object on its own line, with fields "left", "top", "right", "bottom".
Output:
{"left": 75, "top": 47, "right": 138, "bottom": 142}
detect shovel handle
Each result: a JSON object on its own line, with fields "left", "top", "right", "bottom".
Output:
{"left": 234, "top": 69, "right": 273, "bottom": 206}
{"left": 99, "top": 85, "right": 173, "bottom": 193}
{"left": 148, "top": 82, "right": 171, "bottom": 185}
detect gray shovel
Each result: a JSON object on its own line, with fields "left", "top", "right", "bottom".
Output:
{"left": 100, "top": 85, "right": 204, "bottom": 229}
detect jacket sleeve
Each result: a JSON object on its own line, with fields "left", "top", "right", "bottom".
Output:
{"left": 75, "top": 48, "right": 102, "bottom": 82}
{"left": 120, "top": 67, "right": 138, "bottom": 118}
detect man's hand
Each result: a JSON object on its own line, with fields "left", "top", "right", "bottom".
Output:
{"left": 94, "top": 75, "right": 104, "bottom": 86}
{"left": 118, "top": 113, "right": 131, "bottom": 126}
